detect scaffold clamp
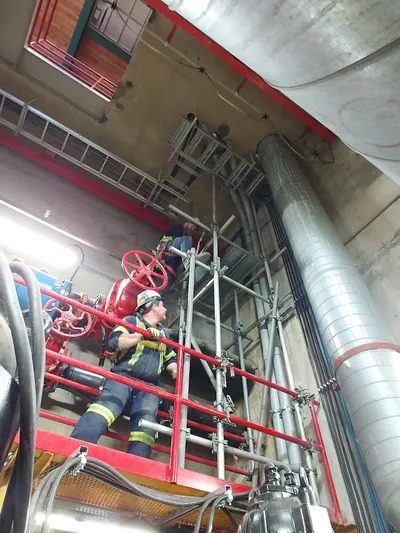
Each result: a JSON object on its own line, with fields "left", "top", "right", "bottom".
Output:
{"left": 293, "top": 386, "right": 315, "bottom": 407}
{"left": 211, "top": 432, "right": 228, "bottom": 454}
{"left": 305, "top": 438, "right": 319, "bottom": 454}
{"left": 72, "top": 445, "right": 88, "bottom": 475}
{"left": 317, "top": 377, "right": 338, "bottom": 393}
{"left": 220, "top": 352, "right": 235, "bottom": 377}
{"left": 224, "top": 485, "right": 233, "bottom": 504}
{"left": 223, "top": 394, "right": 236, "bottom": 414}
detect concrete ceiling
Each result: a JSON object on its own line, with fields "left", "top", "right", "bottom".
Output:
{"left": 0, "top": 0, "right": 322, "bottom": 222}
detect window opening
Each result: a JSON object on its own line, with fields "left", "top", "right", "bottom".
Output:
{"left": 27, "top": 0, "right": 150, "bottom": 99}
{"left": 90, "top": 0, "right": 152, "bottom": 53}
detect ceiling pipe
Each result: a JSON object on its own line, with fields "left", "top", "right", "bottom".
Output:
{"left": 143, "top": 0, "right": 335, "bottom": 142}
{"left": 257, "top": 134, "right": 400, "bottom": 530}
{"left": 157, "top": 0, "right": 400, "bottom": 185}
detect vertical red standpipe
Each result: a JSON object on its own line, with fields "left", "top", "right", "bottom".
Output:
{"left": 310, "top": 402, "right": 342, "bottom": 523}
{"left": 168, "top": 345, "right": 184, "bottom": 483}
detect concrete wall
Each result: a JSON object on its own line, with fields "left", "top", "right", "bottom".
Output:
{"left": 1, "top": 0, "right": 399, "bottom": 514}
{"left": 0, "top": 0, "right": 307, "bottom": 219}
{"left": 0, "top": 145, "right": 160, "bottom": 294}
{"left": 0, "top": 145, "right": 239, "bottom": 480}
{"left": 305, "top": 141, "right": 400, "bottom": 343}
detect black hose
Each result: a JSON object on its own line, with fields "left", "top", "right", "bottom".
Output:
{"left": 223, "top": 507, "right": 240, "bottom": 528}
{"left": 32, "top": 453, "right": 250, "bottom": 531}
{"left": 11, "top": 262, "right": 45, "bottom": 417}
{"left": 206, "top": 494, "right": 229, "bottom": 533}
{"left": 0, "top": 255, "right": 37, "bottom": 533}
{"left": 32, "top": 454, "right": 232, "bottom": 522}
{"left": 193, "top": 493, "right": 221, "bottom": 533}
{"left": 42, "top": 457, "right": 84, "bottom": 533}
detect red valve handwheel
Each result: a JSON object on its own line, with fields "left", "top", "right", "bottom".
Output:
{"left": 122, "top": 250, "right": 168, "bottom": 291}
{"left": 44, "top": 298, "right": 93, "bottom": 339}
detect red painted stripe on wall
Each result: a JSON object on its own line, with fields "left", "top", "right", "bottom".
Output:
{"left": 0, "top": 129, "right": 170, "bottom": 232}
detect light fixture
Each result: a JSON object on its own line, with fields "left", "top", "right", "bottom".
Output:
{"left": 0, "top": 217, "right": 78, "bottom": 269}
{"left": 34, "top": 511, "right": 160, "bottom": 533}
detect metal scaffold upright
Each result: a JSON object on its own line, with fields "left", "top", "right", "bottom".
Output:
{"left": 0, "top": 99, "right": 345, "bottom": 531}
{"left": 163, "top": 170, "right": 336, "bottom": 515}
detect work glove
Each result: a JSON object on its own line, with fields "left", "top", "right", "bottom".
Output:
{"left": 147, "top": 327, "right": 162, "bottom": 339}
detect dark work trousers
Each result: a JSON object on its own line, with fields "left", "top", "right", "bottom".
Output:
{"left": 162, "top": 235, "right": 193, "bottom": 295}
{"left": 71, "top": 378, "right": 159, "bottom": 458}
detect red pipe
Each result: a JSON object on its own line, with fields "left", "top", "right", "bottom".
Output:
{"left": 40, "top": 40, "right": 118, "bottom": 90}
{"left": 158, "top": 411, "right": 246, "bottom": 444}
{"left": 28, "top": 0, "right": 116, "bottom": 98}
{"left": 0, "top": 130, "right": 170, "bottom": 232}
{"left": 46, "top": 348, "right": 315, "bottom": 450}
{"left": 31, "top": 41, "right": 116, "bottom": 99}
{"left": 29, "top": 44, "right": 114, "bottom": 99}
{"left": 33, "top": 0, "right": 53, "bottom": 44}
{"left": 169, "top": 345, "right": 184, "bottom": 482}
{"left": 20, "top": 281, "right": 324, "bottom": 449}
{"left": 45, "top": 372, "right": 101, "bottom": 396}
{"left": 29, "top": 0, "right": 46, "bottom": 43}
{"left": 15, "top": 277, "right": 318, "bottom": 402}
{"left": 166, "top": 23, "right": 178, "bottom": 44}
{"left": 180, "top": 395, "right": 318, "bottom": 451}
{"left": 156, "top": 443, "right": 249, "bottom": 477}
{"left": 45, "top": 372, "right": 246, "bottom": 445}
{"left": 46, "top": 349, "right": 175, "bottom": 402}
{"left": 235, "top": 78, "right": 247, "bottom": 94}
{"left": 40, "top": 409, "right": 248, "bottom": 476}
{"left": 40, "top": 409, "right": 125, "bottom": 441}
{"left": 15, "top": 278, "right": 318, "bottom": 404}
{"left": 33, "top": 42, "right": 102, "bottom": 85}
{"left": 143, "top": 0, "right": 335, "bottom": 143}
{"left": 42, "top": 0, "right": 59, "bottom": 41}
{"left": 310, "top": 403, "right": 342, "bottom": 523}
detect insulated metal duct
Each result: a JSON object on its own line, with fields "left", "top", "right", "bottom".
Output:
{"left": 162, "top": 0, "right": 400, "bottom": 185}
{"left": 257, "top": 134, "right": 400, "bottom": 530}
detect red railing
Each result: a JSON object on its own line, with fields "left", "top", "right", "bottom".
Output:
{"left": 15, "top": 278, "right": 341, "bottom": 522}
{"left": 28, "top": 0, "right": 118, "bottom": 99}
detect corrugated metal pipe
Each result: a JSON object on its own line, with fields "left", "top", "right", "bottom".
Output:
{"left": 257, "top": 134, "right": 400, "bottom": 530}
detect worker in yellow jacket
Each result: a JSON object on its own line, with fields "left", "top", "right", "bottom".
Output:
{"left": 71, "top": 290, "right": 177, "bottom": 458}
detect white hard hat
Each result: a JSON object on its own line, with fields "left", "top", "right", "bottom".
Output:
{"left": 135, "top": 289, "right": 162, "bottom": 313}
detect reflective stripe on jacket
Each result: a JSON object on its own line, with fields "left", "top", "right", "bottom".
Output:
{"left": 107, "top": 315, "right": 176, "bottom": 383}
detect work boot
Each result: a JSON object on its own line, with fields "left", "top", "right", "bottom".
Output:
{"left": 127, "top": 441, "right": 152, "bottom": 458}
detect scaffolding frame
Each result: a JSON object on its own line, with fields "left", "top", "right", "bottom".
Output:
{"left": 14, "top": 275, "right": 340, "bottom": 522}
{"left": 1, "top": 92, "right": 341, "bottom": 523}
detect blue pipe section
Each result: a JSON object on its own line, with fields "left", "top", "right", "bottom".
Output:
{"left": 15, "top": 269, "right": 71, "bottom": 311}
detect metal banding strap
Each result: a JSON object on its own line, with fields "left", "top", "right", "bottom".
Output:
{"left": 334, "top": 342, "right": 400, "bottom": 373}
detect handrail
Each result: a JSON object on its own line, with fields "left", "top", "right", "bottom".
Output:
{"left": 14, "top": 276, "right": 340, "bottom": 520}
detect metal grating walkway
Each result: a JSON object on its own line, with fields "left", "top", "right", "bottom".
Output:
{"left": 2, "top": 432, "right": 247, "bottom": 531}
